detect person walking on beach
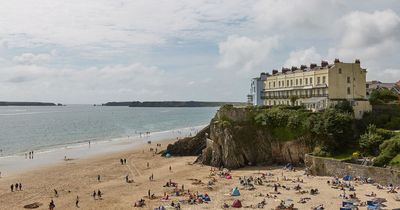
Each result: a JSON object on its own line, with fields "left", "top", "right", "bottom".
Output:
{"left": 10, "top": 184, "right": 14, "bottom": 192}
{"left": 75, "top": 196, "right": 79, "bottom": 207}
{"left": 54, "top": 189, "right": 58, "bottom": 197}
{"left": 92, "top": 191, "right": 96, "bottom": 200}
{"left": 49, "top": 199, "right": 55, "bottom": 210}
{"left": 97, "top": 175, "right": 101, "bottom": 182}
{"left": 169, "top": 166, "right": 172, "bottom": 171}
{"left": 120, "top": 159, "right": 123, "bottom": 165}
{"left": 148, "top": 189, "right": 151, "bottom": 199}
{"left": 15, "top": 183, "right": 19, "bottom": 191}
{"left": 97, "top": 190, "right": 102, "bottom": 199}
{"left": 124, "top": 159, "right": 127, "bottom": 164}
{"left": 19, "top": 183, "right": 22, "bottom": 191}
{"left": 147, "top": 162, "right": 149, "bottom": 168}
{"left": 125, "top": 175, "right": 129, "bottom": 183}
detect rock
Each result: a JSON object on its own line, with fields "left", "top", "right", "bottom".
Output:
{"left": 165, "top": 125, "right": 209, "bottom": 156}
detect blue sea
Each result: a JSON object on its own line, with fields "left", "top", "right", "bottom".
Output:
{"left": 0, "top": 105, "right": 217, "bottom": 157}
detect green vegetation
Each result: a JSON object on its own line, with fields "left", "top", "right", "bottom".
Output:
{"left": 373, "top": 134, "right": 400, "bottom": 167}
{"left": 369, "top": 88, "right": 398, "bottom": 105}
{"left": 217, "top": 103, "right": 400, "bottom": 168}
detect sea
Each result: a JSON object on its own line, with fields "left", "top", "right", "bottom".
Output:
{"left": 0, "top": 105, "right": 217, "bottom": 157}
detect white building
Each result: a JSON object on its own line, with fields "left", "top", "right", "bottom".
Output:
{"left": 248, "top": 73, "right": 267, "bottom": 106}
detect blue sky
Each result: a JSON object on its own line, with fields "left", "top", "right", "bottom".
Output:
{"left": 0, "top": 0, "right": 399, "bottom": 104}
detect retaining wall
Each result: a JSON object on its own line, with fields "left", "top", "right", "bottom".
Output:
{"left": 304, "top": 154, "right": 400, "bottom": 185}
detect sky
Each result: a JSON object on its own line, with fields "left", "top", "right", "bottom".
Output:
{"left": 0, "top": 0, "right": 399, "bottom": 104}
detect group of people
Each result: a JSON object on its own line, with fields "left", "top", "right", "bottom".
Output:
{"left": 120, "top": 158, "right": 127, "bottom": 165}
{"left": 10, "top": 183, "right": 22, "bottom": 192}
{"left": 25, "top": 151, "right": 35, "bottom": 159}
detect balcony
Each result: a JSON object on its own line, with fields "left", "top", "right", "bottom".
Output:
{"left": 262, "top": 94, "right": 328, "bottom": 99}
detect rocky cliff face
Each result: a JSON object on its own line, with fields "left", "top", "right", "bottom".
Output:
{"left": 166, "top": 107, "right": 313, "bottom": 169}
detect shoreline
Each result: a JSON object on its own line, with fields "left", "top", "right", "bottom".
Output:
{"left": 0, "top": 125, "right": 205, "bottom": 177}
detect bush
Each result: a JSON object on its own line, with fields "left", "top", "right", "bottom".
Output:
{"left": 369, "top": 88, "right": 398, "bottom": 105}
{"left": 373, "top": 135, "right": 400, "bottom": 167}
{"left": 359, "top": 124, "right": 384, "bottom": 156}
{"left": 334, "top": 100, "right": 354, "bottom": 114}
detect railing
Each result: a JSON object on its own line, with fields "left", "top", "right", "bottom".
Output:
{"left": 261, "top": 94, "right": 328, "bottom": 99}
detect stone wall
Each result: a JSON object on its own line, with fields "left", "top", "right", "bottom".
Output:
{"left": 305, "top": 154, "right": 400, "bottom": 185}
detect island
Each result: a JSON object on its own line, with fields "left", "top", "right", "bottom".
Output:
{"left": 102, "top": 101, "right": 246, "bottom": 107}
{"left": 0, "top": 101, "right": 59, "bottom": 106}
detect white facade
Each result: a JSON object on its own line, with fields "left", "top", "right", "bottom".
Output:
{"left": 248, "top": 73, "right": 267, "bottom": 106}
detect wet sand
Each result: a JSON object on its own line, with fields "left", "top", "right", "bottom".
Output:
{"left": 0, "top": 139, "right": 399, "bottom": 210}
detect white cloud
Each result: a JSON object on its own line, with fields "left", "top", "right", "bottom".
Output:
{"left": 329, "top": 9, "right": 400, "bottom": 61}
{"left": 217, "top": 35, "right": 279, "bottom": 75}
{"left": 284, "top": 47, "right": 322, "bottom": 67}
{"left": 12, "top": 52, "right": 55, "bottom": 65}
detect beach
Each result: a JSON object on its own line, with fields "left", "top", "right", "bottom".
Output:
{"left": 0, "top": 137, "right": 399, "bottom": 210}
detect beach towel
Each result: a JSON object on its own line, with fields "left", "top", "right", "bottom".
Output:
{"left": 232, "top": 199, "right": 242, "bottom": 208}
{"left": 231, "top": 187, "right": 240, "bottom": 196}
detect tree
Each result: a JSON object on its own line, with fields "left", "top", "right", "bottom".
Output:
{"left": 369, "top": 88, "right": 398, "bottom": 105}
{"left": 289, "top": 95, "right": 299, "bottom": 106}
{"left": 334, "top": 100, "right": 354, "bottom": 114}
{"left": 359, "top": 124, "right": 384, "bottom": 156}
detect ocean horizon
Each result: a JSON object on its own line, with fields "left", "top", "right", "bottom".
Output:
{"left": 0, "top": 105, "right": 217, "bottom": 157}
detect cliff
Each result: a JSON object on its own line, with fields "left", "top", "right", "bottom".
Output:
{"left": 166, "top": 106, "right": 316, "bottom": 169}
{"left": 199, "top": 107, "right": 313, "bottom": 168}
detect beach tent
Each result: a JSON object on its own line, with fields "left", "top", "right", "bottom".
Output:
{"left": 343, "top": 175, "right": 352, "bottom": 181}
{"left": 232, "top": 199, "right": 242, "bottom": 208}
{"left": 231, "top": 187, "right": 240, "bottom": 196}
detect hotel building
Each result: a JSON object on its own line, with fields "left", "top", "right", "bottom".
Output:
{"left": 261, "top": 59, "right": 371, "bottom": 119}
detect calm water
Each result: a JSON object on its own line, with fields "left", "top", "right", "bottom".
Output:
{"left": 0, "top": 105, "right": 217, "bottom": 156}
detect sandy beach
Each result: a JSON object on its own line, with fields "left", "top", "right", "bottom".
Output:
{"left": 0, "top": 138, "right": 399, "bottom": 210}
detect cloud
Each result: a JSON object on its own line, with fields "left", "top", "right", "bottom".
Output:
{"left": 217, "top": 35, "right": 279, "bottom": 75}
{"left": 284, "top": 47, "right": 322, "bottom": 67}
{"left": 12, "top": 52, "right": 55, "bottom": 65}
{"left": 329, "top": 9, "right": 400, "bottom": 60}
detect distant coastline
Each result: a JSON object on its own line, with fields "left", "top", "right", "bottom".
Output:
{"left": 102, "top": 101, "right": 246, "bottom": 107}
{"left": 0, "top": 101, "right": 61, "bottom": 106}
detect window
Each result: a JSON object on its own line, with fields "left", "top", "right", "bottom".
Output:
{"left": 273, "top": 82, "right": 275, "bottom": 87}
{"left": 310, "top": 77, "right": 313, "bottom": 84}
{"left": 317, "top": 77, "right": 320, "bottom": 84}
{"left": 278, "top": 81, "right": 281, "bottom": 87}
{"left": 296, "top": 79, "right": 298, "bottom": 85}
{"left": 339, "top": 68, "right": 342, "bottom": 74}
{"left": 347, "top": 87, "right": 351, "bottom": 94}
{"left": 287, "top": 80, "right": 289, "bottom": 86}
{"left": 290, "top": 80, "right": 293, "bottom": 86}
{"left": 305, "top": 78, "right": 308, "bottom": 85}
{"left": 300, "top": 79, "right": 302, "bottom": 85}
{"left": 322, "top": 76, "right": 326, "bottom": 84}
{"left": 347, "top": 77, "right": 351, "bottom": 83}
{"left": 269, "top": 82, "right": 271, "bottom": 88}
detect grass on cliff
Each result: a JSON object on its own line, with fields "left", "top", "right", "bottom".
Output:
{"left": 389, "top": 154, "right": 400, "bottom": 168}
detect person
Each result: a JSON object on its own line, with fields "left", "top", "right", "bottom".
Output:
{"left": 147, "top": 162, "right": 149, "bottom": 168}
{"left": 75, "top": 196, "right": 79, "bottom": 207}
{"left": 10, "top": 184, "right": 14, "bottom": 192}
{"left": 15, "top": 183, "right": 19, "bottom": 191}
{"left": 54, "top": 189, "right": 58, "bottom": 197}
{"left": 97, "top": 175, "right": 101, "bottom": 182}
{"left": 49, "top": 199, "right": 55, "bottom": 210}
{"left": 120, "top": 159, "right": 123, "bottom": 165}
{"left": 124, "top": 159, "right": 127, "bottom": 164}
{"left": 148, "top": 189, "right": 151, "bottom": 199}
{"left": 88, "top": 140, "right": 91, "bottom": 148}
{"left": 169, "top": 166, "right": 172, "bottom": 171}
{"left": 97, "top": 190, "right": 102, "bottom": 199}
{"left": 92, "top": 191, "right": 96, "bottom": 200}
{"left": 274, "top": 184, "right": 278, "bottom": 192}
{"left": 125, "top": 175, "right": 129, "bottom": 183}
{"left": 19, "top": 183, "right": 22, "bottom": 191}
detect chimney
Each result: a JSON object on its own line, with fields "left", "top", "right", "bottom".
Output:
{"left": 321, "top": 60, "right": 328, "bottom": 67}
{"left": 310, "top": 63, "right": 317, "bottom": 69}
{"left": 355, "top": 59, "right": 360, "bottom": 64}
{"left": 334, "top": 58, "right": 340, "bottom": 63}
{"left": 272, "top": 69, "right": 278, "bottom": 75}
{"left": 300, "top": 65, "right": 307, "bottom": 70}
